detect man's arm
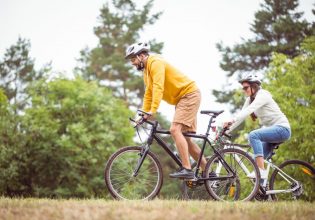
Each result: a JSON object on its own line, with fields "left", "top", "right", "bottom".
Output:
{"left": 149, "top": 60, "right": 165, "bottom": 113}
{"left": 142, "top": 86, "right": 152, "bottom": 112}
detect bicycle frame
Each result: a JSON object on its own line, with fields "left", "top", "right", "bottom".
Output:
{"left": 133, "top": 117, "right": 237, "bottom": 182}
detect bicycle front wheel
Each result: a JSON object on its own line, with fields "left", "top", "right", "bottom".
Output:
{"left": 204, "top": 148, "right": 260, "bottom": 201}
{"left": 269, "top": 159, "right": 315, "bottom": 201}
{"left": 104, "top": 146, "right": 163, "bottom": 200}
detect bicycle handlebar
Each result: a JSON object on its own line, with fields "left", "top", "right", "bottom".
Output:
{"left": 220, "top": 127, "right": 232, "bottom": 139}
{"left": 129, "top": 110, "right": 155, "bottom": 128}
{"left": 137, "top": 109, "right": 152, "bottom": 116}
{"left": 131, "top": 109, "right": 232, "bottom": 139}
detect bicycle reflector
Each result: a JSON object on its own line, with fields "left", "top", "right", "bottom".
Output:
{"left": 301, "top": 167, "right": 313, "bottom": 177}
{"left": 229, "top": 185, "right": 235, "bottom": 198}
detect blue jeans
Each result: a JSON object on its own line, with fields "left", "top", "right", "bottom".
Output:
{"left": 248, "top": 125, "right": 291, "bottom": 158}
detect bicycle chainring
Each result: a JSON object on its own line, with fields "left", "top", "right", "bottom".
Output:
{"left": 185, "top": 180, "right": 204, "bottom": 188}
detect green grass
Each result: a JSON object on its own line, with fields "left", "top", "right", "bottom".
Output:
{"left": 0, "top": 198, "right": 314, "bottom": 220}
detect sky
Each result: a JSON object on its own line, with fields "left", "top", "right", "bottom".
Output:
{"left": 1, "top": 0, "right": 314, "bottom": 132}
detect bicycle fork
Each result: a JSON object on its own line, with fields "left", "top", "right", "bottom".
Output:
{"left": 132, "top": 144, "right": 150, "bottom": 177}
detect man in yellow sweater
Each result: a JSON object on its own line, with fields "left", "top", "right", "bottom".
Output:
{"left": 125, "top": 42, "right": 207, "bottom": 179}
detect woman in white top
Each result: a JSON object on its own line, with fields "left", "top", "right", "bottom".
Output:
{"left": 224, "top": 73, "right": 291, "bottom": 179}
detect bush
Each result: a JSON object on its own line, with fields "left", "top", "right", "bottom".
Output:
{"left": 0, "top": 78, "right": 134, "bottom": 198}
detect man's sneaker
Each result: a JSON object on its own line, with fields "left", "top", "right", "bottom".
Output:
{"left": 169, "top": 167, "right": 194, "bottom": 179}
{"left": 247, "top": 168, "right": 268, "bottom": 179}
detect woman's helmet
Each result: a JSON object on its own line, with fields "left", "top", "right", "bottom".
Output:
{"left": 125, "top": 42, "right": 150, "bottom": 59}
{"left": 238, "top": 73, "right": 261, "bottom": 85}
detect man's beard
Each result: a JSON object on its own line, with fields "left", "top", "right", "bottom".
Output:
{"left": 136, "top": 62, "right": 144, "bottom": 71}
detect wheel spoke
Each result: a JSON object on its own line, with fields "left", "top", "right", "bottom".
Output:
{"left": 205, "top": 149, "right": 259, "bottom": 201}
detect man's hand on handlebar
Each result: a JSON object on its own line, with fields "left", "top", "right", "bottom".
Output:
{"left": 134, "top": 110, "right": 153, "bottom": 125}
{"left": 142, "top": 111, "right": 153, "bottom": 121}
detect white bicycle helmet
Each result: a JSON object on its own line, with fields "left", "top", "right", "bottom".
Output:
{"left": 238, "top": 73, "right": 262, "bottom": 85}
{"left": 125, "top": 42, "right": 150, "bottom": 59}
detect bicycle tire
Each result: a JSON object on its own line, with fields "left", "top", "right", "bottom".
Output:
{"left": 104, "top": 146, "right": 163, "bottom": 200}
{"left": 204, "top": 148, "right": 260, "bottom": 201}
{"left": 269, "top": 159, "right": 315, "bottom": 201}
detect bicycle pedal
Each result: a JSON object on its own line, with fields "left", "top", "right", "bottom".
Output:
{"left": 186, "top": 180, "right": 194, "bottom": 188}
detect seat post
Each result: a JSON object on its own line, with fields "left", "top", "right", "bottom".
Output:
{"left": 206, "top": 115, "right": 215, "bottom": 136}
{"left": 200, "top": 110, "right": 224, "bottom": 135}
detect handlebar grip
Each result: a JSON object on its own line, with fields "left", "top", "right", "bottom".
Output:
{"left": 137, "top": 109, "right": 152, "bottom": 116}
{"left": 219, "top": 127, "right": 232, "bottom": 139}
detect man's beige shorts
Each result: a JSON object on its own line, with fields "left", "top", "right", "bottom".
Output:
{"left": 173, "top": 90, "right": 201, "bottom": 133}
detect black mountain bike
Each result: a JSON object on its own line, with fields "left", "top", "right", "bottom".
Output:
{"left": 104, "top": 110, "right": 260, "bottom": 201}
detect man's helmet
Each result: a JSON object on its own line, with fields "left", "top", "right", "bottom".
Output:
{"left": 238, "top": 73, "right": 261, "bottom": 85}
{"left": 125, "top": 42, "right": 150, "bottom": 59}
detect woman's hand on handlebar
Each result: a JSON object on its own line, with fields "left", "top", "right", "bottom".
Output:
{"left": 223, "top": 119, "right": 235, "bottom": 129}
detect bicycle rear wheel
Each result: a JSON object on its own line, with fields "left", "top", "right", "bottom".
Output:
{"left": 104, "top": 146, "right": 163, "bottom": 200}
{"left": 204, "top": 148, "right": 260, "bottom": 201}
{"left": 269, "top": 159, "right": 315, "bottom": 201}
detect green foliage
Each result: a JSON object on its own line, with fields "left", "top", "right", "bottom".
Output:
{"left": 262, "top": 37, "right": 315, "bottom": 165}
{"left": 0, "top": 37, "right": 46, "bottom": 112}
{"left": 0, "top": 77, "right": 134, "bottom": 198}
{"left": 214, "top": 0, "right": 314, "bottom": 110}
{"left": 76, "top": 0, "right": 163, "bottom": 108}
{"left": 0, "top": 88, "right": 7, "bottom": 104}
{"left": 0, "top": 89, "right": 25, "bottom": 196}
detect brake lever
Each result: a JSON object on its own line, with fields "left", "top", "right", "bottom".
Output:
{"left": 129, "top": 117, "right": 146, "bottom": 128}
{"left": 129, "top": 118, "right": 137, "bottom": 128}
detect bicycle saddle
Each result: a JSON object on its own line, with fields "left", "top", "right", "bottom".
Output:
{"left": 265, "top": 142, "right": 283, "bottom": 160}
{"left": 200, "top": 110, "right": 224, "bottom": 116}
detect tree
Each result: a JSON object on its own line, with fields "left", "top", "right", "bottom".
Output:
{"left": 0, "top": 89, "right": 25, "bottom": 196}
{"left": 0, "top": 77, "right": 134, "bottom": 197}
{"left": 214, "top": 0, "right": 314, "bottom": 111}
{"left": 76, "top": 0, "right": 163, "bottom": 109}
{"left": 0, "top": 38, "right": 45, "bottom": 112}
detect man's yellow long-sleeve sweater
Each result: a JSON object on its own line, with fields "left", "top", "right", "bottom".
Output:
{"left": 142, "top": 54, "right": 198, "bottom": 113}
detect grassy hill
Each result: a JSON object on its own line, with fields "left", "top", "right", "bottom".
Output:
{"left": 0, "top": 198, "right": 314, "bottom": 220}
